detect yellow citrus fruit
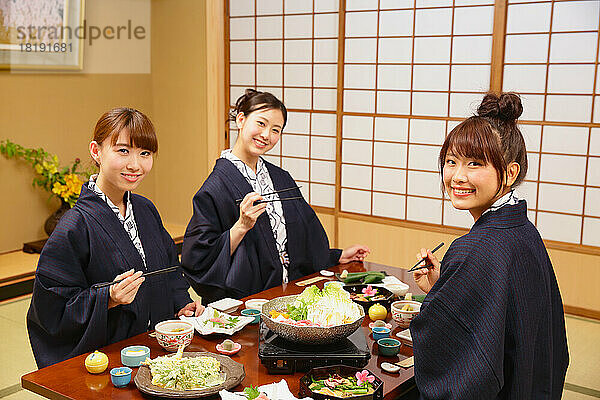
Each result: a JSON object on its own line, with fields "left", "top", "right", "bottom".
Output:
{"left": 368, "top": 303, "right": 387, "bottom": 321}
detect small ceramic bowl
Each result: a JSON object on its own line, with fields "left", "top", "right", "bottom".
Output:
{"left": 216, "top": 341, "right": 242, "bottom": 355}
{"left": 154, "top": 320, "right": 194, "bottom": 352}
{"left": 369, "top": 321, "right": 392, "bottom": 331}
{"left": 241, "top": 308, "right": 260, "bottom": 324}
{"left": 372, "top": 326, "right": 391, "bottom": 341}
{"left": 377, "top": 338, "right": 401, "bottom": 356}
{"left": 110, "top": 367, "right": 132, "bottom": 388}
{"left": 391, "top": 300, "right": 421, "bottom": 328}
{"left": 120, "top": 345, "right": 149, "bottom": 367}
{"left": 384, "top": 282, "right": 409, "bottom": 297}
{"left": 244, "top": 298, "right": 269, "bottom": 311}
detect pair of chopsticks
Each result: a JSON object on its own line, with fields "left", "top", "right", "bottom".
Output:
{"left": 91, "top": 265, "right": 181, "bottom": 289}
{"left": 407, "top": 242, "right": 444, "bottom": 272}
{"left": 295, "top": 276, "right": 332, "bottom": 287}
{"left": 235, "top": 186, "right": 302, "bottom": 204}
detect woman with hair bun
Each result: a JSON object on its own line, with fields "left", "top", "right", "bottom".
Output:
{"left": 27, "top": 108, "right": 203, "bottom": 368}
{"left": 182, "top": 89, "right": 369, "bottom": 302}
{"left": 409, "top": 93, "right": 568, "bottom": 399}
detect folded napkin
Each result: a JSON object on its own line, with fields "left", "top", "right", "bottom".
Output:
{"left": 180, "top": 307, "right": 254, "bottom": 335}
{"left": 219, "top": 379, "right": 313, "bottom": 400}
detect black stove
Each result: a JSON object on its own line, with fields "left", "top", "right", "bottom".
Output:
{"left": 258, "top": 322, "right": 371, "bottom": 374}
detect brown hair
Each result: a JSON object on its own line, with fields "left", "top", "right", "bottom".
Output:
{"left": 229, "top": 89, "right": 288, "bottom": 129}
{"left": 439, "top": 92, "right": 528, "bottom": 195}
{"left": 93, "top": 107, "right": 158, "bottom": 153}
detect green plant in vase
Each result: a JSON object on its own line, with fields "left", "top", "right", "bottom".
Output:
{"left": 1, "top": 139, "right": 94, "bottom": 235}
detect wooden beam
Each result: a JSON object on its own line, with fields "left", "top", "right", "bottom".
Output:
{"left": 490, "top": 0, "right": 508, "bottom": 93}
{"left": 334, "top": 0, "right": 347, "bottom": 248}
{"left": 206, "top": 0, "right": 226, "bottom": 169}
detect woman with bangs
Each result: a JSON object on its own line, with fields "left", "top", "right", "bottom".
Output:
{"left": 182, "top": 89, "right": 369, "bottom": 302}
{"left": 409, "top": 93, "right": 568, "bottom": 399}
{"left": 27, "top": 108, "right": 203, "bottom": 368}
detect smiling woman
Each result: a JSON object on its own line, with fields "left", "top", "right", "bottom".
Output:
{"left": 409, "top": 93, "right": 569, "bottom": 399}
{"left": 181, "top": 89, "right": 370, "bottom": 303}
{"left": 26, "top": 108, "right": 204, "bottom": 369}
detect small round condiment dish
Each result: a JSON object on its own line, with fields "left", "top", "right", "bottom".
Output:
{"left": 369, "top": 321, "right": 392, "bottom": 330}
{"left": 377, "top": 338, "right": 401, "bottom": 356}
{"left": 371, "top": 326, "right": 391, "bottom": 341}
{"left": 244, "top": 298, "right": 269, "bottom": 311}
{"left": 154, "top": 320, "right": 194, "bottom": 352}
{"left": 240, "top": 308, "right": 260, "bottom": 324}
{"left": 120, "top": 345, "right": 149, "bottom": 367}
{"left": 391, "top": 300, "right": 421, "bottom": 328}
{"left": 216, "top": 340, "right": 242, "bottom": 355}
{"left": 110, "top": 367, "right": 132, "bottom": 388}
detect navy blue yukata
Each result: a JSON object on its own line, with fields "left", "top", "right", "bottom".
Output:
{"left": 410, "top": 201, "right": 569, "bottom": 399}
{"left": 27, "top": 185, "right": 191, "bottom": 368}
{"left": 181, "top": 158, "right": 341, "bottom": 302}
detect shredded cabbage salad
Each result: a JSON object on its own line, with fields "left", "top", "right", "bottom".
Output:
{"left": 145, "top": 353, "right": 224, "bottom": 390}
{"left": 278, "top": 284, "right": 362, "bottom": 327}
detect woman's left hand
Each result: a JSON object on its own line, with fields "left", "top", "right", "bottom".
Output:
{"left": 339, "top": 244, "right": 371, "bottom": 264}
{"left": 177, "top": 300, "right": 205, "bottom": 317}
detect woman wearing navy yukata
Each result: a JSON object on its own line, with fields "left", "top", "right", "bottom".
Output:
{"left": 182, "top": 89, "right": 370, "bottom": 303}
{"left": 27, "top": 108, "right": 204, "bottom": 368}
{"left": 409, "top": 93, "right": 569, "bottom": 399}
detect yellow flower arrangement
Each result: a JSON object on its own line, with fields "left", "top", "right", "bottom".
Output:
{"left": 1, "top": 140, "right": 93, "bottom": 207}
{"left": 51, "top": 174, "right": 85, "bottom": 206}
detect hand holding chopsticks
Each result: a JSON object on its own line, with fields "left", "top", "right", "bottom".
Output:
{"left": 234, "top": 186, "right": 302, "bottom": 204}
{"left": 91, "top": 265, "right": 181, "bottom": 289}
{"left": 408, "top": 242, "right": 444, "bottom": 272}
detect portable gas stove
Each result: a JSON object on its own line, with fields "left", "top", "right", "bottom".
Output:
{"left": 258, "top": 322, "right": 371, "bottom": 374}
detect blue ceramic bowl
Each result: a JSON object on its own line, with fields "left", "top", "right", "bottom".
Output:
{"left": 120, "top": 345, "right": 150, "bottom": 367}
{"left": 372, "top": 326, "right": 391, "bottom": 341}
{"left": 241, "top": 308, "right": 261, "bottom": 324}
{"left": 110, "top": 367, "right": 132, "bottom": 388}
{"left": 378, "top": 337, "right": 401, "bottom": 356}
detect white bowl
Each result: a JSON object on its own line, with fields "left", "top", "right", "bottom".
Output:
{"left": 391, "top": 300, "right": 421, "bottom": 328}
{"left": 244, "top": 298, "right": 269, "bottom": 311}
{"left": 384, "top": 282, "right": 409, "bottom": 297}
{"left": 154, "top": 320, "right": 194, "bottom": 352}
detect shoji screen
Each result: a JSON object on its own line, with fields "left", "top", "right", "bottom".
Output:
{"left": 228, "top": 0, "right": 340, "bottom": 208}
{"left": 226, "top": 0, "right": 600, "bottom": 252}
{"left": 339, "top": 0, "right": 493, "bottom": 228}
{"left": 503, "top": 0, "right": 600, "bottom": 246}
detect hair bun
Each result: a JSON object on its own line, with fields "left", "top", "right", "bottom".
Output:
{"left": 477, "top": 92, "right": 523, "bottom": 122}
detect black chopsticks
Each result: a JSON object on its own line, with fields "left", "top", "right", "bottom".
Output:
{"left": 234, "top": 186, "right": 302, "bottom": 204}
{"left": 255, "top": 196, "right": 303, "bottom": 204}
{"left": 407, "top": 242, "right": 444, "bottom": 272}
{"left": 91, "top": 265, "right": 181, "bottom": 289}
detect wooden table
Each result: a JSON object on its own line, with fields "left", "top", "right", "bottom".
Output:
{"left": 22, "top": 261, "right": 423, "bottom": 399}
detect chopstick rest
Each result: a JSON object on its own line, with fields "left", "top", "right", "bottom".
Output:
{"left": 91, "top": 265, "right": 181, "bottom": 289}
